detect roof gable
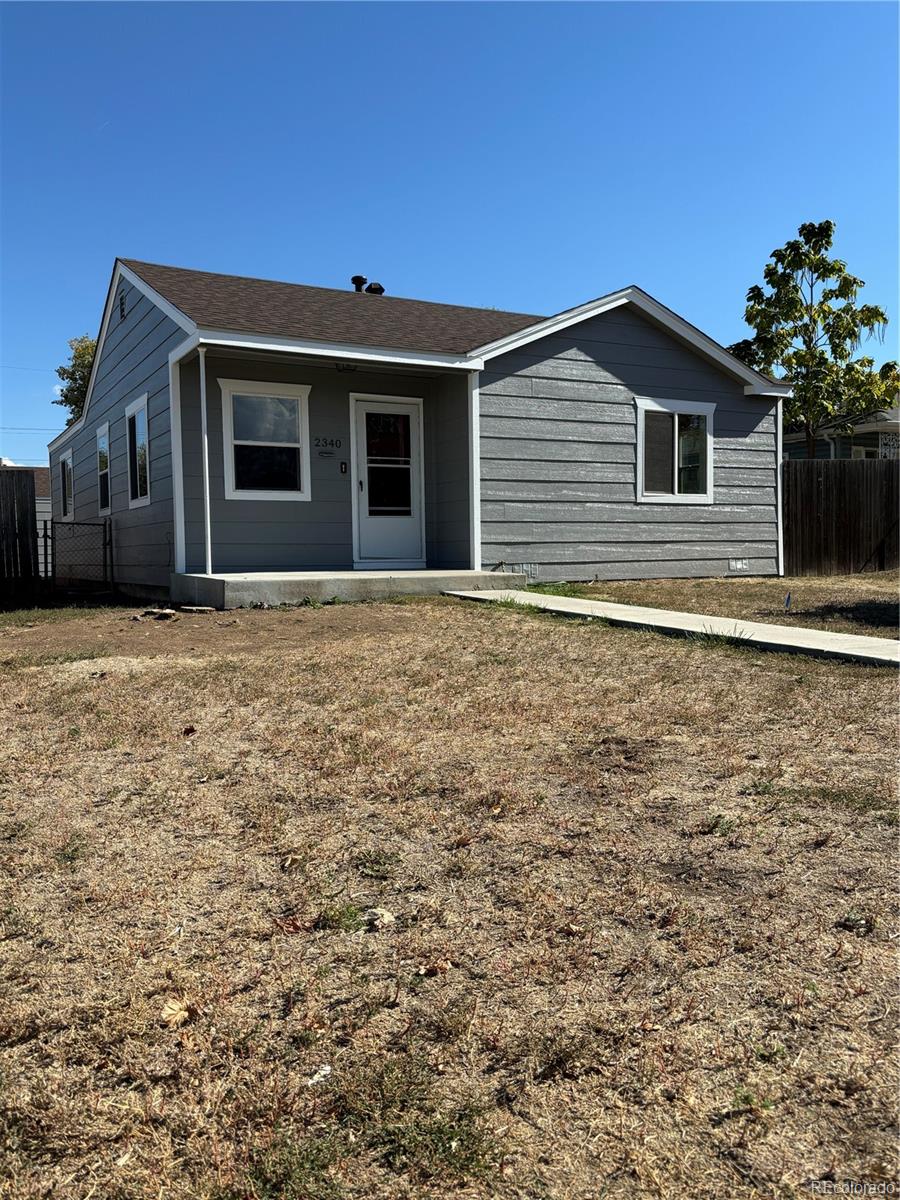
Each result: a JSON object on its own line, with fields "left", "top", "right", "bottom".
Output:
{"left": 472, "top": 285, "right": 787, "bottom": 395}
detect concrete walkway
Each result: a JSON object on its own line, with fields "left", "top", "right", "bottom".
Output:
{"left": 445, "top": 588, "right": 900, "bottom": 667}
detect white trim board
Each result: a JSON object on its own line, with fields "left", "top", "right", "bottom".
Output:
{"left": 198, "top": 327, "right": 481, "bottom": 372}
{"left": 168, "top": 335, "right": 199, "bottom": 574}
{"left": 467, "top": 370, "right": 481, "bottom": 571}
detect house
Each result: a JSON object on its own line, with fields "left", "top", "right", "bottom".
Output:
{"left": 47, "top": 259, "right": 789, "bottom": 606}
{"left": 782, "top": 408, "right": 900, "bottom": 460}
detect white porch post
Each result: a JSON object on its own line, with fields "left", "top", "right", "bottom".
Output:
{"left": 776, "top": 396, "right": 784, "bottom": 577}
{"left": 467, "top": 369, "right": 481, "bottom": 571}
{"left": 167, "top": 333, "right": 199, "bottom": 574}
{"left": 198, "top": 346, "right": 213, "bottom": 575}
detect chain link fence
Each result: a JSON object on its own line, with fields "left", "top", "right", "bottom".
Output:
{"left": 50, "top": 519, "right": 114, "bottom": 592}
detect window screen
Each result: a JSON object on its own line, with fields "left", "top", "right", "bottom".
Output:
{"left": 643, "top": 411, "right": 674, "bottom": 493}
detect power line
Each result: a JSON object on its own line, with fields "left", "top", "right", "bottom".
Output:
{"left": 0, "top": 365, "right": 56, "bottom": 373}
{"left": 0, "top": 426, "right": 60, "bottom": 432}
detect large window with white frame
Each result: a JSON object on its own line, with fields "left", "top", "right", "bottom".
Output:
{"left": 59, "top": 448, "right": 74, "bottom": 520}
{"left": 219, "top": 379, "right": 312, "bottom": 501}
{"left": 125, "top": 393, "right": 150, "bottom": 508}
{"left": 96, "top": 422, "right": 111, "bottom": 514}
{"left": 636, "top": 396, "right": 715, "bottom": 504}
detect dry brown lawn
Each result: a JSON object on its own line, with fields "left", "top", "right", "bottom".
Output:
{"left": 548, "top": 572, "right": 899, "bottom": 640}
{"left": 0, "top": 597, "right": 897, "bottom": 1199}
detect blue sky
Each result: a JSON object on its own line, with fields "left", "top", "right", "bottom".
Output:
{"left": 1, "top": 0, "right": 897, "bottom": 465}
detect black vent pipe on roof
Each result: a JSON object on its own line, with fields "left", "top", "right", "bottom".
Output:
{"left": 351, "top": 275, "right": 367, "bottom": 292}
{"left": 364, "top": 282, "right": 385, "bottom": 296}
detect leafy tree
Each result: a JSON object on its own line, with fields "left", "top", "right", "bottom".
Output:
{"left": 54, "top": 334, "right": 96, "bottom": 425}
{"left": 729, "top": 221, "right": 899, "bottom": 458}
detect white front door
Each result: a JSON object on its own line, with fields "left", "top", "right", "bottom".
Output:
{"left": 352, "top": 395, "right": 425, "bottom": 566}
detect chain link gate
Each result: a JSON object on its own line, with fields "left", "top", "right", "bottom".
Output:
{"left": 50, "top": 519, "right": 115, "bottom": 594}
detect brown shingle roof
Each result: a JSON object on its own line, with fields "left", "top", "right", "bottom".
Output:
{"left": 0, "top": 465, "right": 50, "bottom": 496}
{"left": 32, "top": 467, "right": 50, "bottom": 498}
{"left": 121, "top": 260, "right": 544, "bottom": 356}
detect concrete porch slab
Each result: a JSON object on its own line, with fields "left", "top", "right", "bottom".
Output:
{"left": 171, "top": 569, "right": 526, "bottom": 609}
{"left": 446, "top": 588, "right": 900, "bottom": 668}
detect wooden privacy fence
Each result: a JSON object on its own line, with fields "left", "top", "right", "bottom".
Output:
{"left": 782, "top": 459, "right": 899, "bottom": 576}
{"left": 0, "top": 468, "right": 40, "bottom": 603}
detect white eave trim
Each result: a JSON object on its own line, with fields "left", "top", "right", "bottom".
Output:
{"left": 48, "top": 261, "right": 196, "bottom": 454}
{"left": 471, "top": 285, "right": 783, "bottom": 395}
{"left": 744, "top": 383, "right": 793, "bottom": 398}
{"left": 196, "top": 327, "right": 483, "bottom": 372}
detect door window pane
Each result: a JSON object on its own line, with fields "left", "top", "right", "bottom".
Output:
{"left": 99, "top": 472, "right": 110, "bottom": 511}
{"left": 643, "top": 411, "right": 674, "bottom": 493}
{"left": 234, "top": 444, "right": 302, "bottom": 491}
{"left": 365, "top": 412, "right": 410, "bottom": 461}
{"left": 677, "top": 413, "right": 707, "bottom": 494}
{"left": 368, "top": 466, "right": 412, "bottom": 515}
{"left": 233, "top": 394, "right": 300, "bottom": 443}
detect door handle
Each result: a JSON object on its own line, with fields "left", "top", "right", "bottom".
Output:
{"left": 359, "top": 479, "right": 364, "bottom": 492}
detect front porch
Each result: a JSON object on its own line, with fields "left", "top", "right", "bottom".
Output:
{"left": 174, "top": 348, "right": 480, "bottom": 580}
{"left": 170, "top": 568, "right": 525, "bottom": 609}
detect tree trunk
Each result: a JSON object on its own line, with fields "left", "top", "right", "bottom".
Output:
{"left": 805, "top": 427, "right": 817, "bottom": 459}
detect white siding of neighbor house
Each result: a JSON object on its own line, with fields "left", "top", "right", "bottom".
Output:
{"left": 478, "top": 305, "right": 779, "bottom": 581}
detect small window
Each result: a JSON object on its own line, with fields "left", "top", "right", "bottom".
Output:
{"left": 96, "top": 422, "right": 111, "bottom": 514}
{"left": 119, "top": 290, "right": 126, "bottom": 321}
{"left": 636, "top": 396, "right": 714, "bottom": 504}
{"left": 59, "top": 449, "right": 74, "bottom": 520}
{"left": 219, "top": 379, "right": 312, "bottom": 502}
{"left": 125, "top": 394, "right": 150, "bottom": 508}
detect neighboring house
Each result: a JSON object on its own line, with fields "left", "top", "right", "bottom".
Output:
{"left": 0, "top": 463, "right": 51, "bottom": 575}
{"left": 48, "top": 259, "right": 789, "bottom": 600}
{"left": 782, "top": 408, "right": 900, "bottom": 460}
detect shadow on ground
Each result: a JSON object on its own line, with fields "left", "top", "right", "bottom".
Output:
{"left": 756, "top": 600, "right": 899, "bottom": 633}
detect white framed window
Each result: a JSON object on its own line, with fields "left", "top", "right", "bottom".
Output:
{"left": 219, "top": 379, "right": 312, "bottom": 502}
{"left": 59, "top": 448, "right": 74, "bottom": 521}
{"left": 635, "top": 395, "right": 715, "bottom": 504}
{"left": 96, "top": 422, "right": 111, "bottom": 514}
{"left": 125, "top": 393, "right": 150, "bottom": 508}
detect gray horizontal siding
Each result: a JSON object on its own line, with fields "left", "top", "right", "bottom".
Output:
{"left": 479, "top": 304, "right": 779, "bottom": 581}
{"left": 520, "top": 557, "right": 778, "bottom": 582}
{"left": 48, "top": 277, "right": 186, "bottom": 591}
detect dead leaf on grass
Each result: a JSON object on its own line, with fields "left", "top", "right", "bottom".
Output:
{"left": 273, "top": 913, "right": 306, "bottom": 935}
{"left": 182, "top": 725, "right": 197, "bottom": 738}
{"left": 418, "top": 958, "right": 454, "bottom": 977}
{"left": 160, "top": 995, "right": 198, "bottom": 1029}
